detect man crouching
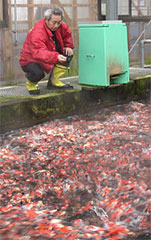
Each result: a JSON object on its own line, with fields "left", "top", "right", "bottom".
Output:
{"left": 19, "top": 6, "right": 74, "bottom": 95}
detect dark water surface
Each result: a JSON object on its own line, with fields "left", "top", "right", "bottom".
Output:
{"left": 0, "top": 101, "right": 151, "bottom": 240}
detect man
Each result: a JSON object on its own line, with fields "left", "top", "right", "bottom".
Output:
{"left": 19, "top": 6, "right": 74, "bottom": 95}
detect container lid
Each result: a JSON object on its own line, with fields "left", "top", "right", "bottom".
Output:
{"left": 79, "top": 20, "right": 123, "bottom": 28}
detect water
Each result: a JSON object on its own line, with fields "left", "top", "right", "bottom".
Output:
{"left": 0, "top": 101, "right": 151, "bottom": 240}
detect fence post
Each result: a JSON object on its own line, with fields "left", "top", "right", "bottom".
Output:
{"left": 28, "top": 0, "right": 34, "bottom": 30}
{"left": 106, "top": 0, "right": 118, "bottom": 20}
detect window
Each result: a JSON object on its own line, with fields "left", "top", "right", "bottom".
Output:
{"left": 0, "top": 0, "right": 9, "bottom": 28}
{"left": 118, "top": 0, "right": 129, "bottom": 15}
{"left": 98, "top": 0, "right": 130, "bottom": 19}
{"left": 98, "top": 0, "right": 151, "bottom": 21}
{"left": 132, "top": 0, "right": 151, "bottom": 16}
{"left": 101, "top": 0, "right": 130, "bottom": 16}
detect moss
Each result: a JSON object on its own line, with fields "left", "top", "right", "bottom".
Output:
{"left": 0, "top": 90, "right": 66, "bottom": 104}
{"left": 135, "top": 76, "right": 151, "bottom": 97}
{"left": 13, "top": 103, "right": 22, "bottom": 116}
{"left": 31, "top": 101, "right": 76, "bottom": 118}
{"left": 0, "top": 96, "right": 30, "bottom": 103}
{"left": 126, "top": 81, "right": 135, "bottom": 96}
{"left": 74, "top": 91, "right": 81, "bottom": 101}
{"left": 134, "top": 75, "right": 151, "bottom": 80}
{"left": 0, "top": 106, "right": 14, "bottom": 124}
{"left": 144, "top": 56, "right": 151, "bottom": 65}
{"left": 0, "top": 75, "right": 151, "bottom": 134}
{"left": 30, "top": 92, "right": 78, "bottom": 118}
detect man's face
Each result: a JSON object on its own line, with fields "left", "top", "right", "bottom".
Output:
{"left": 46, "top": 14, "right": 62, "bottom": 31}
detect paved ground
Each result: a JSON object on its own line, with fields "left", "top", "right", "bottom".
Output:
{"left": 0, "top": 76, "right": 79, "bottom": 97}
{"left": 0, "top": 68, "right": 150, "bottom": 97}
{"left": 129, "top": 67, "right": 151, "bottom": 78}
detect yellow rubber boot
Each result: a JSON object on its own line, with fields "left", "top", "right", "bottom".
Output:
{"left": 26, "top": 80, "right": 40, "bottom": 95}
{"left": 47, "top": 64, "right": 73, "bottom": 89}
{"left": 51, "top": 64, "right": 67, "bottom": 87}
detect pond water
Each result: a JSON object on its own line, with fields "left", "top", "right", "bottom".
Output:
{"left": 0, "top": 101, "right": 151, "bottom": 240}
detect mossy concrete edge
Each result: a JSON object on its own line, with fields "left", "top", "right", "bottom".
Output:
{"left": 0, "top": 77, "right": 150, "bottom": 134}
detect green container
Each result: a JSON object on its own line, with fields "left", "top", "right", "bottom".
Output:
{"left": 78, "top": 21, "right": 129, "bottom": 86}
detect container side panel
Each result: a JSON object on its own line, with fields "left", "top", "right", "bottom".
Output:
{"left": 105, "top": 24, "right": 129, "bottom": 83}
{"left": 79, "top": 27, "right": 108, "bottom": 86}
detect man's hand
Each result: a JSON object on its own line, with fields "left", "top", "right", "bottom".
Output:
{"left": 58, "top": 54, "right": 67, "bottom": 63}
{"left": 63, "top": 47, "right": 73, "bottom": 56}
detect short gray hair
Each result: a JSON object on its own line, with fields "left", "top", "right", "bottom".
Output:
{"left": 44, "top": 6, "right": 64, "bottom": 21}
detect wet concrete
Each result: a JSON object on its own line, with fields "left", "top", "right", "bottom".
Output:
{"left": 0, "top": 67, "right": 150, "bottom": 134}
{"left": 0, "top": 68, "right": 151, "bottom": 97}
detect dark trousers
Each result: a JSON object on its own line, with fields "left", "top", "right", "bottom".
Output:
{"left": 21, "top": 54, "right": 73, "bottom": 83}
{"left": 21, "top": 62, "right": 45, "bottom": 83}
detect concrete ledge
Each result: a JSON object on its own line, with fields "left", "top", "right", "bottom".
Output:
{"left": 0, "top": 75, "right": 150, "bottom": 134}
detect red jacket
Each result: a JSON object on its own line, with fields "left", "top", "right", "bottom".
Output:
{"left": 19, "top": 18, "right": 74, "bottom": 73}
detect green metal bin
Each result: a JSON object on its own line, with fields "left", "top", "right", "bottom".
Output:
{"left": 78, "top": 21, "right": 129, "bottom": 86}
